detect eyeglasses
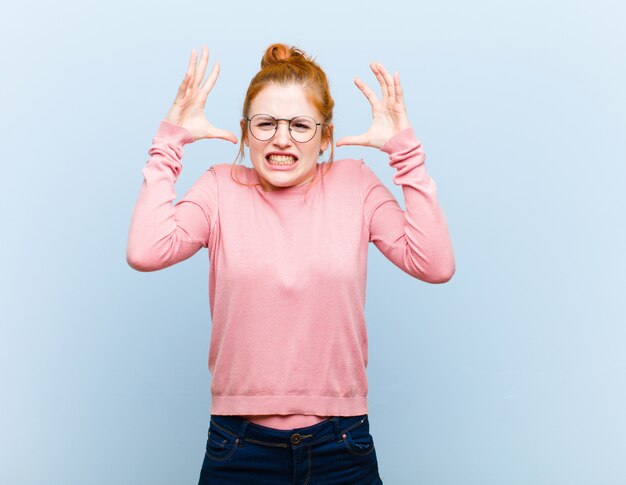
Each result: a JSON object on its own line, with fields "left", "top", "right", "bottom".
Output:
{"left": 245, "top": 114, "right": 322, "bottom": 143}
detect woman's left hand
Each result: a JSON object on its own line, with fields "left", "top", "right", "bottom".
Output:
{"left": 336, "top": 61, "right": 412, "bottom": 150}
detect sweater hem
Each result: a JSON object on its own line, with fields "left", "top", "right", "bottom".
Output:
{"left": 211, "top": 395, "right": 368, "bottom": 417}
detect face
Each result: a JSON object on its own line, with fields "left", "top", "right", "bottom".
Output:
{"left": 244, "top": 83, "right": 330, "bottom": 191}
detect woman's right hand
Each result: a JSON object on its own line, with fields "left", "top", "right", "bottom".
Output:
{"left": 164, "top": 45, "right": 238, "bottom": 144}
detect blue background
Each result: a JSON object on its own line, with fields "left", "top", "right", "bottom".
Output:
{"left": 2, "top": 0, "right": 625, "bottom": 483}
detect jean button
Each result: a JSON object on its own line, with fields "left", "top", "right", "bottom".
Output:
{"left": 290, "top": 433, "right": 302, "bottom": 445}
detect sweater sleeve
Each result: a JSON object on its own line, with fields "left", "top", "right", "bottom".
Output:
{"left": 126, "top": 120, "right": 218, "bottom": 272}
{"left": 359, "top": 127, "right": 455, "bottom": 284}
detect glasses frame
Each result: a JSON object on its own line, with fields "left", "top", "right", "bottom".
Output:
{"left": 245, "top": 114, "right": 323, "bottom": 143}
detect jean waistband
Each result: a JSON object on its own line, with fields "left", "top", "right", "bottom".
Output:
{"left": 209, "top": 414, "right": 369, "bottom": 449}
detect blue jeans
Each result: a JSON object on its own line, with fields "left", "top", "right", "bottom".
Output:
{"left": 198, "top": 413, "right": 384, "bottom": 484}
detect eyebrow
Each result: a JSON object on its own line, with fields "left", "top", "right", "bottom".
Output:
{"left": 250, "top": 114, "right": 323, "bottom": 124}
{"left": 254, "top": 114, "right": 315, "bottom": 118}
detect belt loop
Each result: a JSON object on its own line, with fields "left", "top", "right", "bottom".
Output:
{"left": 238, "top": 420, "right": 249, "bottom": 447}
{"left": 331, "top": 417, "right": 340, "bottom": 439}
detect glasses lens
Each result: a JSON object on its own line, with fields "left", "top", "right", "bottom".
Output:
{"left": 250, "top": 115, "right": 277, "bottom": 141}
{"left": 289, "top": 117, "right": 317, "bottom": 143}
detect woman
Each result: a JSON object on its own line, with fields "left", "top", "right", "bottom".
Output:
{"left": 127, "top": 43, "right": 455, "bottom": 484}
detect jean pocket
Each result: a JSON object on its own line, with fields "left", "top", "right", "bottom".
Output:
{"left": 205, "top": 419, "right": 238, "bottom": 462}
{"left": 340, "top": 417, "right": 376, "bottom": 456}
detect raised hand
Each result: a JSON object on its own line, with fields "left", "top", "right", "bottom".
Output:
{"left": 164, "top": 45, "right": 238, "bottom": 144}
{"left": 336, "top": 62, "right": 412, "bottom": 150}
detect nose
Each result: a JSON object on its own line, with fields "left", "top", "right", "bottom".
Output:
{"left": 272, "top": 120, "right": 292, "bottom": 146}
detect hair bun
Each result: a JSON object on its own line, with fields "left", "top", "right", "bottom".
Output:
{"left": 261, "top": 43, "right": 308, "bottom": 68}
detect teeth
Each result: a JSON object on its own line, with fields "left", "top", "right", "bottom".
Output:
{"left": 268, "top": 154, "right": 296, "bottom": 165}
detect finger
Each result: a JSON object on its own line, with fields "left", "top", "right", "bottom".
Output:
{"left": 394, "top": 71, "right": 405, "bottom": 105}
{"left": 185, "top": 48, "right": 195, "bottom": 76}
{"left": 374, "top": 62, "right": 395, "bottom": 100}
{"left": 354, "top": 77, "right": 379, "bottom": 106}
{"left": 193, "top": 45, "right": 209, "bottom": 88}
{"left": 200, "top": 61, "right": 220, "bottom": 96}
{"left": 370, "top": 62, "right": 388, "bottom": 99}
{"left": 187, "top": 48, "right": 198, "bottom": 91}
{"left": 212, "top": 129, "right": 238, "bottom": 144}
{"left": 175, "top": 49, "right": 195, "bottom": 100}
{"left": 336, "top": 134, "right": 368, "bottom": 147}
{"left": 175, "top": 71, "right": 192, "bottom": 102}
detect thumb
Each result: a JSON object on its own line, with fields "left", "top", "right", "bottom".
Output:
{"left": 336, "top": 134, "right": 368, "bottom": 147}
{"left": 211, "top": 129, "right": 239, "bottom": 144}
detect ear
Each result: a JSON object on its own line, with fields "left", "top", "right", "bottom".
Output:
{"left": 240, "top": 119, "right": 249, "bottom": 147}
{"left": 321, "top": 123, "right": 334, "bottom": 151}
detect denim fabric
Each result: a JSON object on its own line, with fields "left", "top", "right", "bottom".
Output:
{"left": 197, "top": 413, "right": 384, "bottom": 484}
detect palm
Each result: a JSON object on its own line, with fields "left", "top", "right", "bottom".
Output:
{"left": 165, "top": 45, "right": 238, "bottom": 144}
{"left": 336, "top": 62, "right": 412, "bottom": 149}
{"left": 167, "top": 108, "right": 223, "bottom": 141}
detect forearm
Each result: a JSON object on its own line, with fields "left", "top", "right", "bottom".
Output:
{"left": 366, "top": 127, "right": 456, "bottom": 283}
{"left": 391, "top": 136, "right": 455, "bottom": 282}
{"left": 126, "top": 121, "right": 206, "bottom": 271}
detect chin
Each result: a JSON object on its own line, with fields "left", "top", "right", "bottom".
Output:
{"left": 266, "top": 176, "right": 299, "bottom": 188}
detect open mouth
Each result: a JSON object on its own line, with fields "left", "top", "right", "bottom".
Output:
{"left": 266, "top": 154, "right": 298, "bottom": 166}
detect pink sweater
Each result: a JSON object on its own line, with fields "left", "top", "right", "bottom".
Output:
{"left": 127, "top": 120, "right": 455, "bottom": 423}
